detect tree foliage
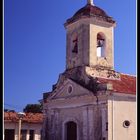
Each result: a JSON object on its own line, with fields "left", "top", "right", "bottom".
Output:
{"left": 4, "top": 109, "right": 15, "bottom": 112}
{"left": 23, "top": 104, "right": 42, "bottom": 113}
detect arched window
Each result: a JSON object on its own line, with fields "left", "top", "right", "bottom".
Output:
{"left": 72, "top": 34, "right": 78, "bottom": 54}
{"left": 97, "top": 33, "right": 106, "bottom": 57}
{"left": 65, "top": 121, "right": 77, "bottom": 140}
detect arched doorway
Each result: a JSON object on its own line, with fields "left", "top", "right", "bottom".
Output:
{"left": 65, "top": 121, "right": 77, "bottom": 140}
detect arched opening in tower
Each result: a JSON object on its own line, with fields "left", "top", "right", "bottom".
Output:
{"left": 97, "top": 32, "right": 106, "bottom": 57}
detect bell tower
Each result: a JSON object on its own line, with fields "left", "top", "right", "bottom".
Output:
{"left": 43, "top": 1, "right": 136, "bottom": 140}
{"left": 64, "top": 0, "right": 116, "bottom": 70}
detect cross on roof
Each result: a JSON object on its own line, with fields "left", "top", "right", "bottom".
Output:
{"left": 87, "top": 0, "right": 94, "bottom": 5}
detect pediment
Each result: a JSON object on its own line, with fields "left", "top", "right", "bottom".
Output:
{"left": 48, "top": 78, "right": 93, "bottom": 100}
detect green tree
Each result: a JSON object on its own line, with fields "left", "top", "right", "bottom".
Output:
{"left": 23, "top": 104, "right": 42, "bottom": 113}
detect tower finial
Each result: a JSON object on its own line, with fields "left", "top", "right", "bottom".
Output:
{"left": 87, "top": 0, "right": 94, "bottom": 5}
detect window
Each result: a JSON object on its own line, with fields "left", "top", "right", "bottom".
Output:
{"left": 106, "top": 122, "right": 108, "bottom": 131}
{"left": 72, "top": 37, "right": 78, "bottom": 53}
{"left": 72, "top": 33, "right": 78, "bottom": 54}
{"left": 21, "top": 130, "right": 27, "bottom": 140}
{"left": 67, "top": 85, "right": 73, "bottom": 94}
{"left": 123, "top": 120, "right": 130, "bottom": 128}
{"left": 40, "top": 129, "right": 43, "bottom": 140}
{"left": 97, "top": 33, "right": 105, "bottom": 57}
{"left": 29, "top": 130, "right": 34, "bottom": 140}
{"left": 4, "top": 129, "right": 15, "bottom": 140}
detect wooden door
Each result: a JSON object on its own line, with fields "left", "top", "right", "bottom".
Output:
{"left": 66, "top": 121, "right": 77, "bottom": 140}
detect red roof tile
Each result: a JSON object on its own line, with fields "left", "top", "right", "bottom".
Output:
{"left": 66, "top": 4, "right": 115, "bottom": 25}
{"left": 98, "top": 74, "right": 136, "bottom": 95}
{"left": 4, "top": 112, "right": 43, "bottom": 123}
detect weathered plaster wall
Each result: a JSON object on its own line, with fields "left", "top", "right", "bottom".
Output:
{"left": 4, "top": 122, "right": 42, "bottom": 140}
{"left": 45, "top": 105, "right": 106, "bottom": 140}
{"left": 44, "top": 89, "right": 108, "bottom": 140}
{"left": 66, "top": 20, "right": 89, "bottom": 69}
{"left": 108, "top": 93, "right": 136, "bottom": 140}
{"left": 90, "top": 23, "right": 114, "bottom": 68}
{"left": 65, "top": 18, "right": 114, "bottom": 70}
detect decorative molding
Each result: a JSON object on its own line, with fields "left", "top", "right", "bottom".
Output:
{"left": 97, "top": 57, "right": 109, "bottom": 67}
{"left": 85, "top": 66, "right": 120, "bottom": 80}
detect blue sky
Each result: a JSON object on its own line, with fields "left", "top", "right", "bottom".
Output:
{"left": 4, "top": 0, "right": 136, "bottom": 112}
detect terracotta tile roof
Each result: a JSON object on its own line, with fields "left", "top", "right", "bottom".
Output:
{"left": 66, "top": 4, "right": 115, "bottom": 25}
{"left": 74, "top": 4, "right": 109, "bottom": 18}
{"left": 62, "top": 68, "right": 136, "bottom": 95}
{"left": 98, "top": 74, "right": 136, "bottom": 95}
{"left": 4, "top": 112, "right": 43, "bottom": 123}
{"left": 43, "top": 67, "right": 136, "bottom": 101}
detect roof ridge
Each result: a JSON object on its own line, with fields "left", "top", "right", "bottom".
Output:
{"left": 120, "top": 72, "right": 136, "bottom": 77}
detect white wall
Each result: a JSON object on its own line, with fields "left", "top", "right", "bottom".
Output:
{"left": 108, "top": 93, "right": 136, "bottom": 140}
{"left": 4, "top": 122, "right": 42, "bottom": 140}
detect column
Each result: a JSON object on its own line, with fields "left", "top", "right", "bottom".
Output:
{"left": 34, "top": 130, "right": 40, "bottom": 140}
{"left": 15, "top": 123, "right": 19, "bottom": 140}
{"left": 82, "top": 107, "right": 88, "bottom": 140}
{"left": 101, "top": 108, "right": 107, "bottom": 139}
{"left": 88, "top": 107, "right": 94, "bottom": 140}
{"left": 26, "top": 129, "right": 30, "bottom": 140}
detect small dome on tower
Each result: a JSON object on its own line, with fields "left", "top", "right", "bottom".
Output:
{"left": 74, "top": 4, "right": 108, "bottom": 17}
{"left": 65, "top": 4, "right": 115, "bottom": 25}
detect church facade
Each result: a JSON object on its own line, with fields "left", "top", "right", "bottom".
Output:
{"left": 42, "top": 1, "right": 136, "bottom": 140}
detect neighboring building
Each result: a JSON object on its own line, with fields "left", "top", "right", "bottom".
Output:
{"left": 4, "top": 112, "right": 43, "bottom": 140}
{"left": 42, "top": 1, "right": 136, "bottom": 140}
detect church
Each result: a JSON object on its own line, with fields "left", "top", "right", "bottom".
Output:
{"left": 42, "top": 1, "right": 136, "bottom": 140}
